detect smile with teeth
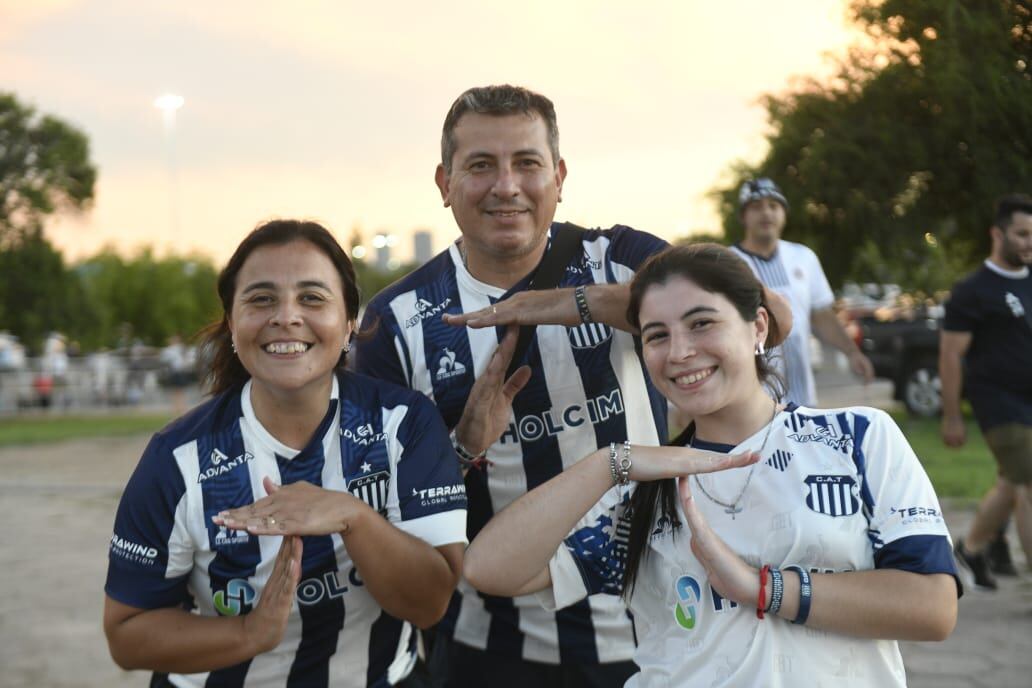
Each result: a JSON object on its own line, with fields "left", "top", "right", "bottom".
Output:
{"left": 487, "top": 209, "right": 527, "bottom": 217}
{"left": 674, "top": 367, "right": 716, "bottom": 386}
{"left": 263, "top": 341, "right": 311, "bottom": 354}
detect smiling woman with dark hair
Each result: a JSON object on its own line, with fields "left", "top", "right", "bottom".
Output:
{"left": 464, "top": 243, "right": 960, "bottom": 687}
{"left": 102, "top": 219, "right": 467, "bottom": 688}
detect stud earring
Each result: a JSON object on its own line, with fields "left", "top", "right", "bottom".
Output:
{"left": 755, "top": 341, "right": 765, "bottom": 356}
{"left": 231, "top": 342, "right": 237, "bottom": 354}
{"left": 342, "top": 343, "right": 350, "bottom": 354}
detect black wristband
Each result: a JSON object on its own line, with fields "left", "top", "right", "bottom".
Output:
{"left": 785, "top": 566, "right": 812, "bottom": 625}
{"left": 574, "top": 285, "right": 594, "bottom": 324}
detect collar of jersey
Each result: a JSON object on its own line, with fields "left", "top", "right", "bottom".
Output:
{"left": 450, "top": 227, "right": 553, "bottom": 298}
{"left": 240, "top": 375, "right": 341, "bottom": 460}
{"left": 984, "top": 258, "right": 1030, "bottom": 279}
{"left": 679, "top": 402, "right": 796, "bottom": 452}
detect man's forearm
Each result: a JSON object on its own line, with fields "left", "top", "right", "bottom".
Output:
{"left": 938, "top": 351, "right": 964, "bottom": 417}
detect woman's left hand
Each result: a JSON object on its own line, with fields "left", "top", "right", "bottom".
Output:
{"left": 213, "top": 477, "right": 364, "bottom": 536}
{"left": 678, "top": 477, "right": 762, "bottom": 609}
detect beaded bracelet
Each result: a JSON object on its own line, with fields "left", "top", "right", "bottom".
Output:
{"left": 766, "top": 567, "right": 784, "bottom": 616}
{"left": 574, "top": 285, "right": 594, "bottom": 324}
{"left": 450, "top": 429, "right": 488, "bottom": 469}
{"left": 784, "top": 565, "right": 812, "bottom": 625}
{"left": 609, "top": 442, "right": 632, "bottom": 486}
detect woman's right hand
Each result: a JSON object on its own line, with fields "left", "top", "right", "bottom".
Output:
{"left": 242, "top": 535, "right": 302, "bottom": 655}
{"left": 624, "top": 444, "right": 759, "bottom": 483}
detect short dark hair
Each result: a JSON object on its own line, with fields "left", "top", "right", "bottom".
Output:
{"left": 622, "top": 243, "right": 785, "bottom": 598}
{"left": 994, "top": 193, "right": 1032, "bottom": 230}
{"left": 198, "top": 219, "right": 360, "bottom": 396}
{"left": 440, "top": 84, "right": 560, "bottom": 174}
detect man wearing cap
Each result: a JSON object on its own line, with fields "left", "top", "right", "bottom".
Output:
{"left": 731, "top": 178, "right": 873, "bottom": 407}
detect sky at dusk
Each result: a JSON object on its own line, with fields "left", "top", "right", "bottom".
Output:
{"left": 1, "top": 0, "right": 860, "bottom": 265}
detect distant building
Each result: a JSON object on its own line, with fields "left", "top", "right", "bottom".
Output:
{"left": 413, "top": 230, "right": 433, "bottom": 265}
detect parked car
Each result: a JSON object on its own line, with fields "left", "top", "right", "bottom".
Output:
{"left": 854, "top": 307, "right": 943, "bottom": 417}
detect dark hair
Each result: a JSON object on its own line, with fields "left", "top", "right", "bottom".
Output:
{"left": 994, "top": 193, "right": 1032, "bottom": 231}
{"left": 440, "top": 84, "right": 560, "bottom": 174}
{"left": 622, "top": 243, "right": 784, "bottom": 597}
{"left": 198, "top": 219, "right": 360, "bottom": 396}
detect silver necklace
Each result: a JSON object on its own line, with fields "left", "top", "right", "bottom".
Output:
{"left": 692, "top": 400, "right": 779, "bottom": 519}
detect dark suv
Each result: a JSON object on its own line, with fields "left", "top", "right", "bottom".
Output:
{"left": 854, "top": 308, "right": 943, "bottom": 417}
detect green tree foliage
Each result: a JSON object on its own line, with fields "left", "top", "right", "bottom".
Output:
{"left": 0, "top": 92, "right": 96, "bottom": 243}
{"left": 74, "top": 249, "right": 220, "bottom": 348}
{"left": 714, "top": 0, "right": 1032, "bottom": 291}
{"left": 0, "top": 228, "right": 99, "bottom": 353}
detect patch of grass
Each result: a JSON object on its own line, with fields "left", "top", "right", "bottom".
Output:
{"left": 892, "top": 411, "right": 995, "bottom": 500}
{"left": 0, "top": 413, "right": 173, "bottom": 447}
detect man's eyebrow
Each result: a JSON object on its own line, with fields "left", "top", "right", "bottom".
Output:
{"left": 240, "top": 279, "right": 333, "bottom": 294}
{"left": 240, "top": 281, "right": 275, "bottom": 294}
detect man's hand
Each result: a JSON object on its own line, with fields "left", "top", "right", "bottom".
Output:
{"left": 941, "top": 413, "right": 967, "bottom": 448}
{"left": 452, "top": 328, "right": 533, "bottom": 457}
{"left": 847, "top": 350, "right": 875, "bottom": 383}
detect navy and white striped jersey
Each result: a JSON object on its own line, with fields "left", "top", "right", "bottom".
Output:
{"left": 540, "top": 404, "right": 960, "bottom": 687}
{"left": 355, "top": 224, "right": 669, "bottom": 664}
{"left": 105, "top": 372, "right": 467, "bottom": 687}
{"left": 731, "top": 240, "right": 835, "bottom": 407}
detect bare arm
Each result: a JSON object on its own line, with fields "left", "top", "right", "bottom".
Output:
{"left": 464, "top": 445, "right": 758, "bottom": 598}
{"left": 939, "top": 330, "right": 972, "bottom": 447}
{"left": 680, "top": 481, "right": 956, "bottom": 641}
{"left": 103, "top": 536, "right": 302, "bottom": 672}
{"left": 811, "top": 307, "right": 874, "bottom": 382}
{"left": 444, "top": 284, "right": 793, "bottom": 345}
{"left": 216, "top": 479, "right": 462, "bottom": 629}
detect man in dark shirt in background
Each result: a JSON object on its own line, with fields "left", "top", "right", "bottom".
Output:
{"left": 940, "top": 194, "right": 1032, "bottom": 589}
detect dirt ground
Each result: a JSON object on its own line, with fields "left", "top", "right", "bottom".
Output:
{"left": 3, "top": 432, "right": 1031, "bottom": 688}
{"left": 1, "top": 434, "right": 150, "bottom": 687}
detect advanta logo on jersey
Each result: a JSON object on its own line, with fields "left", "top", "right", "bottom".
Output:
{"left": 342, "top": 423, "right": 387, "bottom": 446}
{"left": 198, "top": 451, "right": 254, "bottom": 483}
{"left": 404, "top": 297, "right": 452, "bottom": 329}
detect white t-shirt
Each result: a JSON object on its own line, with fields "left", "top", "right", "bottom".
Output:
{"left": 539, "top": 404, "right": 958, "bottom": 687}
{"left": 732, "top": 240, "right": 835, "bottom": 406}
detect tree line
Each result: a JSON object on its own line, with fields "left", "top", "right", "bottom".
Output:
{"left": 5, "top": 1, "right": 1030, "bottom": 348}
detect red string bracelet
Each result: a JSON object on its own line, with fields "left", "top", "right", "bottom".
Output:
{"left": 757, "top": 564, "right": 770, "bottom": 619}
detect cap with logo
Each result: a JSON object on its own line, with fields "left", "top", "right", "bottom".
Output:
{"left": 738, "top": 178, "right": 789, "bottom": 212}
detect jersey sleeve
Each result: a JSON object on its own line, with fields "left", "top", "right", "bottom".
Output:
{"left": 105, "top": 433, "right": 194, "bottom": 609}
{"left": 942, "top": 277, "right": 980, "bottom": 333}
{"left": 534, "top": 486, "right": 631, "bottom": 611}
{"left": 389, "top": 393, "right": 467, "bottom": 547}
{"left": 354, "top": 297, "right": 410, "bottom": 387}
{"left": 852, "top": 410, "right": 959, "bottom": 583}
{"left": 806, "top": 247, "right": 835, "bottom": 311}
{"left": 603, "top": 225, "right": 669, "bottom": 278}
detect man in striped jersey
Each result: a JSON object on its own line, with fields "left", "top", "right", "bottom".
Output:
{"left": 355, "top": 85, "right": 670, "bottom": 686}
{"left": 730, "top": 178, "right": 873, "bottom": 407}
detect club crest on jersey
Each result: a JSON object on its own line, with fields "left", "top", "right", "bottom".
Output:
{"left": 568, "top": 322, "right": 612, "bottom": 349}
{"left": 434, "top": 347, "right": 467, "bottom": 381}
{"left": 804, "top": 475, "right": 860, "bottom": 517}
{"left": 347, "top": 470, "right": 390, "bottom": 514}
{"left": 766, "top": 449, "right": 793, "bottom": 472}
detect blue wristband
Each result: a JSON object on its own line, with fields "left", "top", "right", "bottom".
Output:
{"left": 785, "top": 566, "right": 812, "bottom": 625}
